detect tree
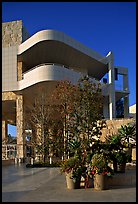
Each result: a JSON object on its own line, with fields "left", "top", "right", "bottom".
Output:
{"left": 25, "top": 87, "right": 51, "bottom": 162}
{"left": 69, "top": 76, "right": 105, "bottom": 141}
{"left": 50, "top": 80, "right": 78, "bottom": 158}
{"left": 50, "top": 76, "right": 106, "bottom": 159}
{"left": 25, "top": 76, "right": 106, "bottom": 161}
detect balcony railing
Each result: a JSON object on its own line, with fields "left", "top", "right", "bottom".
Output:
{"left": 22, "top": 63, "right": 100, "bottom": 85}
{"left": 23, "top": 63, "right": 69, "bottom": 75}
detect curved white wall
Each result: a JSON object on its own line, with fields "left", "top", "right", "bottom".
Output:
{"left": 18, "top": 30, "right": 107, "bottom": 64}
{"left": 18, "top": 64, "right": 83, "bottom": 90}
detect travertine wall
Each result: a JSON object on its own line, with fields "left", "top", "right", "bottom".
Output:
{"left": 101, "top": 118, "right": 136, "bottom": 160}
{"left": 2, "top": 92, "right": 16, "bottom": 101}
{"left": 2, "top": 20, "right": 22, "bottom": 47}
{"left": 2, "top": 120, "right": 8, "bottom": 142}
{"left": 2, "top": 20, "right": 30, "bottom": 47}
{"left": 132, "top": 148, "right": 136, "bottom": 160}
{"left": 2, "top": 92, "right": 26, "bottom": 159}
{"left": 129, "top": 104, "right": 136, "bottom": 119}
{"left": 129, "top": 104, "right": 136, "bottom": 113}
{"left": 16, "top": 95, "right": 25, "bottom": 158}
{"left": 2, "top": 20, "right": 30, "bottom": 92}
{"left": 17, "top": 61, "right": 23, "bottom": 81}
{"left": 101, "top": 118, "right": 135, "bottom": 141}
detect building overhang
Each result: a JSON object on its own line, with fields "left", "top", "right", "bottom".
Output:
{"left": 17, "top": 30, "right": 108, "bottom": 80}
{"left": 115, "top": 91, "right": 130, "bottom": 102}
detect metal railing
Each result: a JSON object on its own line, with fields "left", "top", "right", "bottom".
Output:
{"left": 22, "top": 63, "right": 103, "bottom": 86}
{"left": 23, "top": 63, "right": 69, "bottom": 75}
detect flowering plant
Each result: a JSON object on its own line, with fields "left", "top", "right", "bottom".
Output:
{"left": 90, "top": 166, "right": 113, "bottom": 176}
{"left": 86, "top": 165, "right": 94, "bottom": 178}
{"left": 60, "top": 157, "right": 86, "bottom": 181}
{"left": 89, "top": 153, "right": 113, "bottom": 177}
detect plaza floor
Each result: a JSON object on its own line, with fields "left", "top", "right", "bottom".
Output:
{"left": 2, "top": 163, "right": 136, "bottom": 202}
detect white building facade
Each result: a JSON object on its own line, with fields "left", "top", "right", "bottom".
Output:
{"left": 2, "top": 20, "right": 129, "bottom": 159}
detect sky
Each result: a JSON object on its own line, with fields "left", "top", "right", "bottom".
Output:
{"left": 2, "top": 2, "right": 136, "bottom": 136}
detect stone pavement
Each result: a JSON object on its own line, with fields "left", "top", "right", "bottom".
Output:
{"left": 2, "top": 163, "right": 136, "bottom": 202}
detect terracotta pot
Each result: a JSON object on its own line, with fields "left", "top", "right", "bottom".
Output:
{"left": 65, "top": 172, "right": 80, "bottom": 189}
{"left": 94, "top": 174, "right": 109, "bottom": 190}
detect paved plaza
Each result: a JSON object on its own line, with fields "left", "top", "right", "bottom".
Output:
{"left": 2, "top": 163, "right": 136, "bottom": 202}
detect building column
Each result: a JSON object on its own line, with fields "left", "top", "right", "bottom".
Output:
{"left": 107, "top": 51, "right": 116, "bottom": 119}
{"left": 123, "top": 73, "right": 129, "bottom": 92}
{"left": 16, "top": 95, "right": 25, "bottom": 160}
{"left": 2, "top": 120, "right": 8, "bottom": 143}
{"left": 103, "top": 96, "right": 109, "bottom": 119}
{"left": 123, "top": 71, "right": 129, "bottom": 118}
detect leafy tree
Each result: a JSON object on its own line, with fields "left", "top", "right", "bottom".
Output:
{"left": 25, "top": 76, "right": 106, "bottom": 161}
{"left": 25, "top": 87, "right": 51, "bottom": 162}
{"left": 49, "top": 80, "right": 78, "bottom": 158}
{"left": 69, "top": 76, "right": 105, "bottom": 141}
{"left": 50, "top": 76, "right": 106, "bottom": 159}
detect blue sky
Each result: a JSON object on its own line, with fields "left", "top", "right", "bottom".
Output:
{"left": 2, "top": 2, "right": 136, "bottom": 136}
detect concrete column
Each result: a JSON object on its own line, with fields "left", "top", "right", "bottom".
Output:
{"left": 17, "top": 61, "right": 23, "bottom": 81}
{"left": 123, "top": 70, "right": 129, "bottom": 118}
{"left": 123, "top": 74, "right": 129, "bottom": 92}
{"left": 16, "top": 95, "right": 25, "bottom": 160}
{"left": 107, "top": 51, "right": 116, "bottom": 119}
{"left": 2, "top": 120, "right": 8, "bottom": 143}
{"left": 124, "top": 96, "right": 129, "bottom": 118}
{"left": 103, "top": 96, "right": 109, "bottom": 119}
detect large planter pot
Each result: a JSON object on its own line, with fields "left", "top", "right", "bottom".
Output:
{"left": 94, "top": 174, "right": 109, "bottom": 190}
{"left": 65, "top": 172, "right": 81, "bottom": 189}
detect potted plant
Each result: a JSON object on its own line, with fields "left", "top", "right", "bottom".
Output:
{"left": 105, "top": 133, "right": 125, "bottom": 172}
{"left": 106, "top": 133, "right": 132, "bottom": 173}
{"left": 90, "top": 152, "right": 113, "bottom": 190}
{"left": 60, "top": 156, "right": 86, "bottom": 189}
{"left": 118, "top": 123, "right": 136, "bottom": 156}
{"left": 112, "top": 150, "right": 131, "bottom": 173}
